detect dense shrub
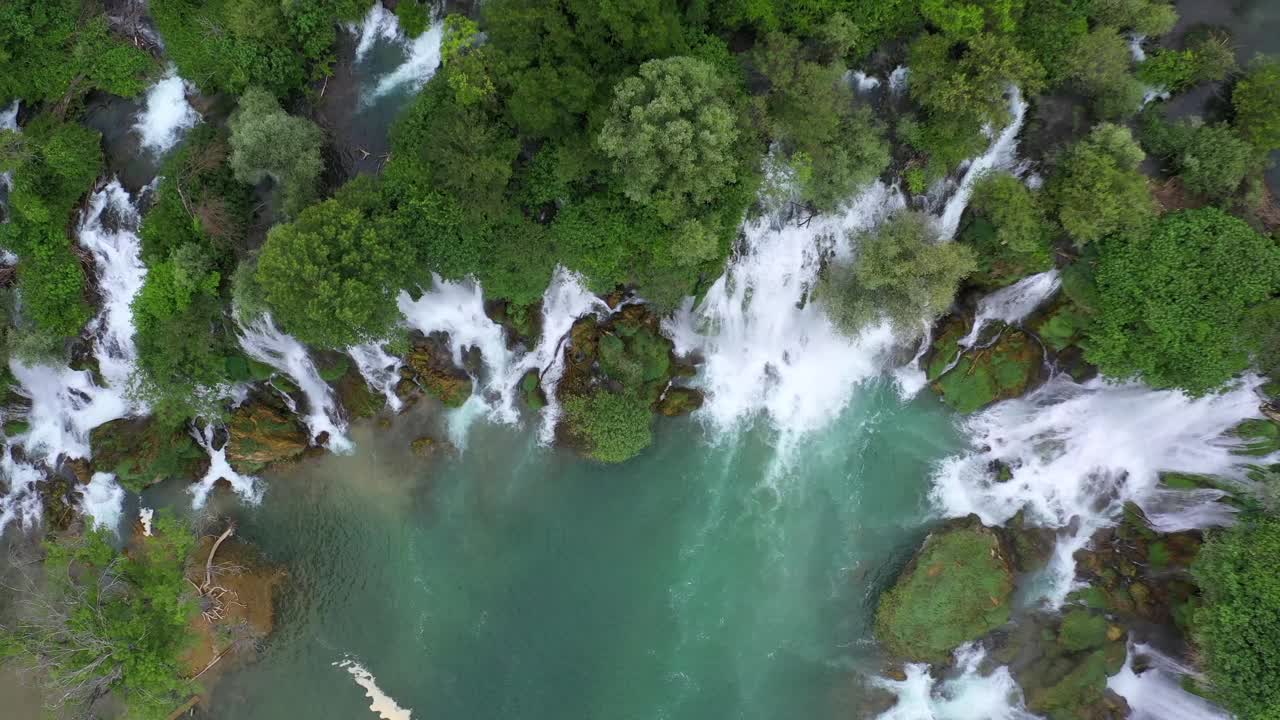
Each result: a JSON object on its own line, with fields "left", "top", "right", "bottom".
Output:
{"left": 561, "top": 391, "right": 654, "bottom": 463}
{"left": 1193, "top": 516, "right": 1280, "bottom": 719}
{"left": 1062, "top": 27, "right": 1146, "bottom": 119}
{"left": 821, "top": 211, "right": 976, "bottom": 336}
{"left": 1138, "top": 112, "right": 1259, "bottom": 200}
{"left": 960, "top": 171, "right": 1054, "bottom": 287}
{"left": 1233, "top": 56, "right": 1280, "bottom": 152}
{"left": 1137, "top": 31, "right": 1235, "bottom": 93}
{"left": 1086, "top": 208, "right": 1280, "bottom": 394}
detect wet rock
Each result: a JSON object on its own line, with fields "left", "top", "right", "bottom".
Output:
{"left": 225, "top": 401, "right": 309, "bottom": 474}
{"left": 404, "top": 333, "right": 473, "bottom": 408}
{"left": 410, "top": 436, "right": 438, "bottom": 458}
{"left": 335, "top": 366, "right": 385, "bottom": 420}
{"left": 520, "top": 369, "right": 547, "bottom": 411}
{"left": 930, "top": 324, "right": 1044, "bottom": 414}
{"left": 656, "top": 387, "right": 703, "bottom": 417}
{"left": 874, "top": 515, "right": 1015, "bottom": 663}
{"left": 67, "top": 458, "right": 93, "bottom": 485}
{"left": 1000, "top": 511, "right": 1056, "bottom": 574}
{"left": 89, "top": 417, "right": 208, "bottom": 493}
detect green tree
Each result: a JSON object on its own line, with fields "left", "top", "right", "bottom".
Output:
{"left": 1193, "top": 516, "right": 1280, "bottom": 719}
{"left": 821, "top": 211, "right": 977, "bottom": 336}
{"left": 752, "top": 32, "right": 890, "bottom": 210}
{"left": 1138, "top": 31, "right": 1236, "bottom": 93}
{"left": 898, "top": 112, "right": 989, "bottom": 186}
{"left": 1139, "top": 113, "right": 1259, "bottom": 200}
{"left": 228, "top": 87, "right": 324, "bottom": 219}
{"left": 1062, "top": 27, "right": 1146, "bottom": 119}
{"left": 1049, "top": 123, "right": 1153, "bottom": 245}
{"left": 920, "top": 0, "right": 1023, "bottom": 38}
{"left": 1017, "top": 0, "right": 1089, "bottom": 86}
{"left": 1242, "top": 299, "right": 1280, "bottom": 382}
{"left": 960, "top": 171, "right": 1054, "bottom": 287}
{"left": 908, "top": 32, "right": 1045, "bottom": 127}
{"left": 1233, "top": 55, "right": 1280, "bottom": 152}
{"left": 1, "top": 516, "right": 197, "bottom": 719}
{"left": 0, "top": 0, "right": 155, "bottom": 106}
{"left": 1086, "top": 208, "right": 1280, "bottom": 394}
{"left": 1088, "top": 0, "right": 1178, "bottom": 36}
{"left": 255, "top": 186, "right": 412, "bottom": 349}
{"left": 597, "top": 56, "right": 745, "bottom": 225}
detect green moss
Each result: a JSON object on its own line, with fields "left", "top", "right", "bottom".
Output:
{"left": 874, "top": 521, "right": 1014, "bottom": 662}
{"left": 1032, "top": 301, "right": 1091, "bottom": 351}
{"left": 1161, "top": 472, "right": 1219, "bottom": 490}
{"left": 520, "top": 370, "right": 546, "bottom": 411}
{"left": 925, "top": 317, "right": 967, "bottom": 382}
{"left": 1231, "top": 418, "right": 1280, "bottom": 456}
{"left": 3, "top": 420, "right": 30, "bottom": 436}
{"left": 561, "top": 390, "right": 654, "bottom": 464}
{"left": 1058, "top": 610, "right": 1108, "bottom": 652}
{"left": 1147, "top": 541, "right": 1171, "bottom": 571}
{"left": 317, "top": 355, "right": 351, "bottom": 383}
{"left": 89, "top": 418, "right": 206, "bottom": 493}
{"left": 932, "top": 328, "right": 1041, "bottom": 413}
{"left": 656, "top": 387, "right": 703, "bottom": 417}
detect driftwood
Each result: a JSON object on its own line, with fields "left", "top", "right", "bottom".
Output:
{"left": 166, "top": 695, "right": 200, "bottom": 720}
{"left": 194, "top": 523, "right": 239, "bottom": 623}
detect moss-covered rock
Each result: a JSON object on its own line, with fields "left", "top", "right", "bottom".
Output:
{"left": 874, "top": 516, "right": 1015, "bottom": 663}
{"left": 410, "top": 436, "right": 438, "bottom": 458}
{"left": 226, "top": 401, "right": 309, "bottom": 474}
{"left": 1023, "top": 646, "right": 1129, "bottom": 720}
{"left": 1058, "top": 609, "right": 1108, "bottom": 652}
{"left": 520, "top": 369, "right": 546, "bottom": 411}
{"left": 656, "top": 387, "right": 703, "bottom": 417}
{"left": 1231, "top": 417, "right": 1280, "bottom": 456}
{"left": 335, "top": 367, "right": 385, "bottom": 420}
{"left": 1030, "top": 298, "right": 1091, "bottom": 352}
{"left": 89, "top": 417, "right": 208, "bottom": 493}
{"left": 931, "top": 326, "right": 1043, "bottom": 413}
{"left": 404, "top": 333, "right": 473, "bottom": 408}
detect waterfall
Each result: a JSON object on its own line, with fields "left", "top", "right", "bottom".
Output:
{"left": 933, "top": 87, "right": 1029, "bottom": 242}
{"left": 236, "top": 313, "right": 352, "bottom": 452}
{"left": 664, "top": 182, "right": 905, "bottom": 444}
{"left": 850, "top": 70, "right": 882, "bottom": 93}
{"left": 81, "top": 472, "right": 125, "bottom": 532}
{"left": 931, "top": 375, "right": 1266, "bottom": 606}
{"left": 79, "top": 180, "right": 148, "bottom": 398}
{"left": 189, "top": 423, "right": 260, "bottom": 509}
{"left": 351, "top": 2, "right": 444, "bottom": 102}
{"left": 872, "top": 643, "right": 1038, "bottom": 720}
{"left": 0, "top": 447, "right": 45, "bottom": 533}
{"left": 133, "top": 67, "right": 200, "bottom": 154}
{"left": 348, "top": 341, "right": 404, "bottom": 412}
{"left": 1129, "top": 34, "right": 1148, "bottom": 63}
{"left": 888, "top": 66, "right": 910, "bottom": 95}
{"left": 1108, "top": 640, "right": 1232, "bottom": 720}
{"left": 397, "top": 268, "right": 605, "bottom": 445}
{"left": 957, "top": 270, "right": 1061, "bottom": 351}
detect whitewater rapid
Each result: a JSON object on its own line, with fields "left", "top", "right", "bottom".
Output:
{"left": 352, "top": 2, "right": 444, "bottom": 102}
{"left": 134, "top": 68, "right": 200, "bottom": 154}
{"left": 1108, "top": 640, "right": 1232, "bottom": 720}
{"left": 873, "top": 643, "right": 1038, "bottom": 720}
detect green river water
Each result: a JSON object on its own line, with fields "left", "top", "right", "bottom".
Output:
{"left": 196, "top": 379, "right": 962, "bottom": 720}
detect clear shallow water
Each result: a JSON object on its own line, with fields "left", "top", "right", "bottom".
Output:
{"left": 199, "top": 380, "right": 963, "bottom": 720}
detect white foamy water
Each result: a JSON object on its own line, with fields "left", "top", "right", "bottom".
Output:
{"left": 81, "top": 472, "right": 125, "bottom": 532}
{"left": 348, "top": 341, "right": 404, "bottom": 412}
{"left": 1108, "top": 640, "right": 1232, "bottom": 720}
{"left": 933, "top": 87, "right": 1028, "bottom": 241}
{"left": 9, "top": 362, "right": 128, "bottom": 465}
{"left": 189, "top": 423, "right": 260, "bottom": 510}
{"left": 133, "top": 68, "right": 200, "bottom": 154}
{"left": 957, "top": 270, "right": 1061, "bottom": 350}
{"left": 664, "top": 181, "right": 906, "bottom": 443}
{"left": 236, "top": 314, "right": 352, "bottom": 453}
{"left": 398, "top": 269, "right": 605, "bottom": 445}
{"left": 851, "top": 70, "right": 881, "bottom": 92}
{"left": 873, "top": 643, "right": 1038, "bottom": 720}
{"left": 0, "top": 447, "right": 45, "bottom": 533}
{"left": 335, "top": 657, "right": 414, "bottom": 720}
{"left": 888, "top": 66, "right": 910, "bottom": 95}
{"left": 1129, "top": 34, "right": 1148, "bottom": 62}
{"left": 932, "top": 375, "right": 1265, "bottom": 606}
{"left": 79, "top": 180, "right": 148, "bottom": 397}
{"left": 351, "top": 3, "right": 444, "bottom": 101}
{"left": 138, "top": 506, "right": 154, "bottom": 536}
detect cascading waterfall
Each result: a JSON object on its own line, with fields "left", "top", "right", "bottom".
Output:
{"left": 888, "top": 66, "right": 910, "bottom": 95}
{"left": 80, "top": 472, "right": 125, "bottom": 531}
{"left": 1107, "top": 640, "right": 1232, "bottom": 720}
{"left": 133, "top": 67, "right": 201, "bottom": 154}
{"left": 351, "top": 2, "right": 444, "bottom": 102}
{"left": 10, "top": 181, "right": 149, "bottom": 465}
{"left": 0, "top": 447, "right": 45, "bottom": 533}
{"left": 189, "top": 422, "right": 260, "bottom": 509}
{"left": 873, "top": 643, "right": 1038, "bottom": 720}
{"left": 348, "top": 341, "right": 404, "bottom": 412}
{"left": 931, "top": 375, "right": 1267, "bottom": 607}
{"left": 397, "top": 268, "right": 605, "bottom": 445}
{"left": 932, "top": 87, "right": 1028, "bottom": 242}
{"left": 236, "top": 313, "right": 353, "bottom": 452}
{"left": 665, "top": 182, "right": 905, "bottom": 444}
{"left": 956, "top": 270, "right": 1061, "bottom": 351}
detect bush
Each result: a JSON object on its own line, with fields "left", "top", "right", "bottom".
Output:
{"left": 898, "top": 112, "right": 989, "bottom": 185}
{"left": 1138, "top": 31, "right": 1236, "bottom": 93}
{"left": 908, "top": 32, "right": 1045, "bottom": 127}
{"left": 561, "top": 390, "right": 654, "bottom": 463}
{"left": 1193, "top": 516, "right": 1280, "bottom": 719}
{"left": 1062, "top": 27, "right": 1147, "bottom": 119}
{"left": 1086, "top": 208, "right": 1280, "bottom": 394}
{"left": 1233, "top": 56, "right": 1280, "bottom": 152}
{"left": 961, "top": 171, "right": 1054, "bottom": 287}
{"left": 0, "top": 0, "right": 155, "bottom": 104}
{"left": 1049, "top": 124, "right": 1153, "bottom": 245}
{"left": 228, "top": 87, "right": 324, "bottom": 219}
{"left": 0, "top": 516, "right": 197, "bottom": 718}
{"left": 1089, "top": 0, "right": 1179, "bottom": 37}
{"left": 821, "top": 211, "right": 976, "bottom": 336}
{"left": 1138, "top": 112, "right": 1258, "bottom": 200}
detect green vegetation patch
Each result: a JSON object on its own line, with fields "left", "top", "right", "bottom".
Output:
{"left": 89, "top": 417, "right": 207, "bottom": 493}
{"left": 932, "top": 328, "right": 1042, "bottom": 414}
{"left": 561, "top": 391, "right": 654, "bottom": 464}
{"left": 874, "top": 519, "right": 1014, "bottom": 662}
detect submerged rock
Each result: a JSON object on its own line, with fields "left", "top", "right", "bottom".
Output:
{"left": 873, "top": 516, "right": 1015, "bottom": 663}
{"left": 89, "top": 417, "right": 209, "bottom": 493}
{"left": 225, "top": 400, "right": 309, "bottom": 474}
{"left": 410, "top": 436, "right": 438, "bottom": 458}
